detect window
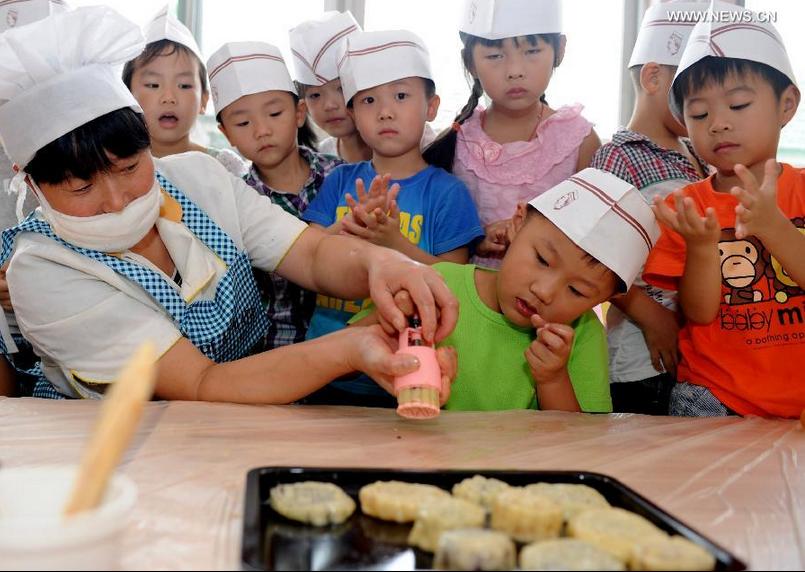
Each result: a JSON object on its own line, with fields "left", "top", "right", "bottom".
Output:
{"left": 746, "top": 0, "right": 805, "bottom": 165}
{"left": 365, "top": 0, "right": 625, "bottom": 141}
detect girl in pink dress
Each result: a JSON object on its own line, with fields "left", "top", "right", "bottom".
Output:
{"left": 425, "top": 0, "right": 601, "bottom": 268}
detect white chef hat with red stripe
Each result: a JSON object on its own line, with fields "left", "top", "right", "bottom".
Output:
{"left": 289, "top": 10, "right": 361, "bottom": 86}
{"left": 669, "top": 1, "right": 796, "bottom": 120}
{"left": 528, "top": 168, "right": 660, "bottom": 291}
{"left": 337, "top": 30, "right": 432, "bottom": 105}
{"left": 206, "top": 41, "right": 296, "bottom": 116}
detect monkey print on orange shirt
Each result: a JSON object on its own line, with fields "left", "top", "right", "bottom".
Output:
{"left": 644, "top": 164, "right": 805, "bottom": 418}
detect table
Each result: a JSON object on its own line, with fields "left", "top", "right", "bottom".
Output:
{"left": 1, "top": 398, "right": 803, "bottom": 570}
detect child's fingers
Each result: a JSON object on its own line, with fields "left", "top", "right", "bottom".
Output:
{"left": 345, "top": 193, "right": 357, "bottom": 210}
{"left": 389, "top": 199, "right": 400, "bottom": 221}
{"left": 353, "top": 205, "right": 379, "bottom": 229}
{"left": 651, "top": 198, "right": 680, "bottom": 230}
{"left": 733, "top": 163, "right": 759, "bottom": 196}
{"left": 393, "top": 289, "right": 416, "bottom": 316}
{"left": 387, "top": 183, "right": 401, "bottom": 208}
{"left": 536, "top": 327, "right": 566, "bottom": 352}
{"left": 374, "top": 208, "right": 388, "bottom": 226}
{"left": 436, "top": 346, "right": 458, "bottom": 405}
{"left": 543, "top": 322, "right": 574, "bottom": 345}
{"left": 340, "top": 217, "right": 374, "bottom": 239}
{"left": 355, "top": 178, "right": 367, "bottom": 203}
{"left": 679, "top": 197, "right": 704, "bottom": 231}
{"left": 529, "top": 312, "right": 548, "bottom": 329}
{"left": 703, "top": 207, "right": 720, "bottom": 234}
{"left": 761, "top": 158, "right": 781, "bottom": 194}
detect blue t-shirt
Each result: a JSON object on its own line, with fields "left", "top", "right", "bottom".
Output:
{"left": 302, "top": 161, "right": 483, "bottom": 397}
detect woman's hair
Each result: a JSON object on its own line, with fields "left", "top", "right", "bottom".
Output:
{"left": 25, "top": 108, "right": 151, "bottom": 184}
{"left": 122, "top": 39, "right": 209, "bottom": 94}
{"left": 423, "top": 32, "right": 562, "bottom": 172}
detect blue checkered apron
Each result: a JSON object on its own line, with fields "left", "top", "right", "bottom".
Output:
{"left": 0, "top": 172, "right": 269, "bottom": 399}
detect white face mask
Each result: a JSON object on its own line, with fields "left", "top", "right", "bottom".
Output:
{"left": 25, "top": 174, "right": 162, "bottom": 253}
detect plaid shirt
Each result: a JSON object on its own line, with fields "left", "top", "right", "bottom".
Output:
{"left": 591, "top": 129, "right": 708, "bottom": 193}
{"left": 244, "top": 146, "right": 343, "bottom": 349}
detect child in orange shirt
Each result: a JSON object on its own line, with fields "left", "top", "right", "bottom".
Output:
{"left": 644, "top": 8, "right": 805, "bottom": 418}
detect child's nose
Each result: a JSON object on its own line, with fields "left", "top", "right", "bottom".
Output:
{"left": 323, "top": 96, "right": 340, "bottom": 111}
{"left": 531, "top": 277, "right": 556, "bottom": 305}
{"left": 160, "top": 88, "right": 176, "bottom": 105}
{"left": 506, "top": 56, "right": 526, "bottom": 80}
{"left": 253, "top": 117, "right": 272, "bottom": 137}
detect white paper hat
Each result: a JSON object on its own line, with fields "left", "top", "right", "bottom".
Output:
{"left": 629, "top": 2, "right": 710, "bottom": 68}
{"left": 0, "top": 6, "right": 144, "bottom": 168}
{"left": 669, "top": 2, "right": 797, "bottom": 120}
{"left": 143, "top": 5, "right": 203, "bottom": 63}
{"left": 0, "top": 0, "right": 69, "bottom": 32}
{"left": 289, "top": 10, "right": 360, "bottom": 86}
{"left": 528, "top": 168, "right": 660, "bottom": 291}
{"left": 337, "top": 30, "right": 432, "bottom": 105}
{"left": 458, "top": 0, "right": 561, "bottom": 40}
{"left": 207, "top": 41, "right": 297, "bottom": 116}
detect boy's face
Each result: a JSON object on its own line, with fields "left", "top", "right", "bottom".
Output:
{"left": 497, "top": 206, "right": 618, "bottom": 328}
{"left": 304, "top": 78, "right": 357, "bottom": 139}
{"left": 350, "top": 77, "right": 439, "bottom": 158}
{"left": 218, "top": 90, "right": 305, "bottom": 168}
{"left": 129, "top": 49, "right": 208, "bottom": 147}
{"left": 683, "top": 70, "right": 798, "bottom": 175}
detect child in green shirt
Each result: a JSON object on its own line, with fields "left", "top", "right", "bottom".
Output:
{"left": 356, "top": 167, "right": 660, "bottom": 412}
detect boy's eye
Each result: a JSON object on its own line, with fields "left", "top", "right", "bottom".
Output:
{"left": 145, "top": 83, "right": 159, "bottom": 89}
{"left": 537, "top": 254, "right": 549, "bottom": 267}
{"left": 269, "top": 111, "right": 283, "bottom": 118}
{"left": 525, "top": 48, "right": 541, "bottom": 55}
{"left": 123, "top": 162, "right": 139, "bottom": 173}
{"left": 484, "top": 53, "right": 503, "bottom": 60}
{"left": 235, "top": 121, "right": 249, "bottom": 127}
{"left": 71, "top": 184, "right": 92, "bottom": 194}
{"left": 568, "top": 285, "right": 586, "bottom": 298}
{"left": 395, "top": 92, "right": 408, "bottom": 101}
{"left": 689, "top": 112, "right": 707, "bottom": 120}
{"left": 307, "top": 93, "right": 321, "bottom": 100}
{"left": 360, "top": 96, "right": 374, "bottom": 104}
{"left": 179, "top": 83, "right": 194, "bottom": 90}
{"left": 730, "top": 102, "right": 750, "bottom": 111}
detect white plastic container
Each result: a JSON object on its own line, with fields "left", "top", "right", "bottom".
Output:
{"left": 0, "top": 465, "right": 137, "bottom": 571}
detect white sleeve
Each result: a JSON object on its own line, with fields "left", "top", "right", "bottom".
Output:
{"left": 230, "top": 176, "right": 308, "bottom": 272}
{"left": 7, "top": 237, "right": 182, "bottom": 392}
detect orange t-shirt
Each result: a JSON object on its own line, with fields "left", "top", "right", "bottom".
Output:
{"left": 644, "top": 163, "right": 805, "bottom": 418}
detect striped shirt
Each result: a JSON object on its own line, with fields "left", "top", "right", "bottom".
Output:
{"left": 244, "top": 146, "right": 343, "bottom": 349}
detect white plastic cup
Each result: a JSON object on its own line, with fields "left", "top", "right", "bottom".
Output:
{"left": 0, "top": 465, "right": 137, "bottom": 571}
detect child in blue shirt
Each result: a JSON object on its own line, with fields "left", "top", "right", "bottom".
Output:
{"left": 302, "top": 30, "right": 483, "bottom": 405}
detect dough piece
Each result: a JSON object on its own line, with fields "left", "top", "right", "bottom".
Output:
{"left": 524, "top": 482, "right": 610, "bottom": 521}
{"left": 269, "top": 481, "right": 356, "bottom": 526}
{"left": 452, "top": 475, "right": 512, "bottom": 510}
{"left": 433, "top": 528, "right": 516, "bottom": 570}
{"left": 519, "top": 538, "right": 626, "bottom": 571}
{"left": 490, "top": 487, "right": 562, "bottom": 543}
{"left": 630, "top": 535, "right": 716, "bottom": 571}
{"left": 408, "top": 497, "right": 485, "bottom": 552}
{"left": 567, "top": 507, "right": 668, "bottom": 563}
{"left": 359, "top": 480, "right": 450, "bottom": 523}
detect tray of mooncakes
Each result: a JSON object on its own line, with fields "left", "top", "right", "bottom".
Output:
{"left": 241, "top": 467, "right": 746, "bottom": 571}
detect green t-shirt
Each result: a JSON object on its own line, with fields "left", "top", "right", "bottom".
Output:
{"left": 435, "top": 262, "right": 612, "bottom": 412}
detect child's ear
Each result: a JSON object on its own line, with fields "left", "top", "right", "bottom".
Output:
{"left": 554, "top": 35, "right": 567, "bottom": 67}
{"left": 426, "top": 94, "right": 440, "bottom": 122}
{"left": 509, "top": 202, "right": 530, "bottom": 238}
{"left": 780, "top": 84, "right": 801, "bottom": 127}
{"left": 296, "top": 99, "right": 308, "bottom": 128}
{"left": 639, "top": 62, "right": 661, "bottom": 95}
{"left": 199, "top": 91, "right": 209, "bottom": 115}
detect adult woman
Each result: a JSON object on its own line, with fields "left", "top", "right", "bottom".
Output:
{"left": 0, "top": 7, "right": 456, "bottom": 402}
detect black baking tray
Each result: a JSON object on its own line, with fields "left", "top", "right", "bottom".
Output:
{"left": 241, "top": 467, "right": 747, "bottom": 571}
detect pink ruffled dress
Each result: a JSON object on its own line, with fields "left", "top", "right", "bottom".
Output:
{"left": 454, "top": 104, "right": 594, "bottom": 268}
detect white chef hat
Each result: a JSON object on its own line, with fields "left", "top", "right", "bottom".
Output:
{"left": 337, "top": 30, "right": 432, "bottom": 105}
{"left": 0, "top": 0, "right": 69, "bottom": 32}
{"left": 143, "top": 5, "right": 203, "bottom": 63}
{"left": 458, "top": 0, "right": 561, "bottom": 40}
{"left": 207, "top": 41, "right": 296, "bottom": 117}
{"left": 289, "top": 10, "right": 360, "bottom": 86}
{"left": 528, "top": 168, "right": 660, "bottom": 292}
{"left": 0, "top": 6, "right": 144, "bottom": 168}
{"left": 629, "top": 2, "right": 710, "bottom": 68}
{"left": 669, "top": 2, "right": 797, "bottom": 120}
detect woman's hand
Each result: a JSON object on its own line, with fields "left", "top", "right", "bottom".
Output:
{"left": 346, "top": 324, "right": 457, "bottom": 405}
{"left": 366, "top": 250, "right": 458, "bottom": 344}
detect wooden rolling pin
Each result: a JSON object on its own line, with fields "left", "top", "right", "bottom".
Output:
{"left": 63, "top": 341, "right": 158, "bottom": 517}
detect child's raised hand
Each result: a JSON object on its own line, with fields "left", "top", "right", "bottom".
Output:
{"left": 341, "top": 199, "right": 403, "bottom": 250}
{"left": 731, "top": 160, "right": 785, "bottom": 240}
{"left": 345, "top": 174, "right": 400, "bottom": 223}
{"left": 476, "top": 219, "right": 512, "bottom": 257}
{"left": 651, "top": 191, "right": 720, "bottom": 247}
{"left": 525, "top": 314, "right": 574, "bottom": 385}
